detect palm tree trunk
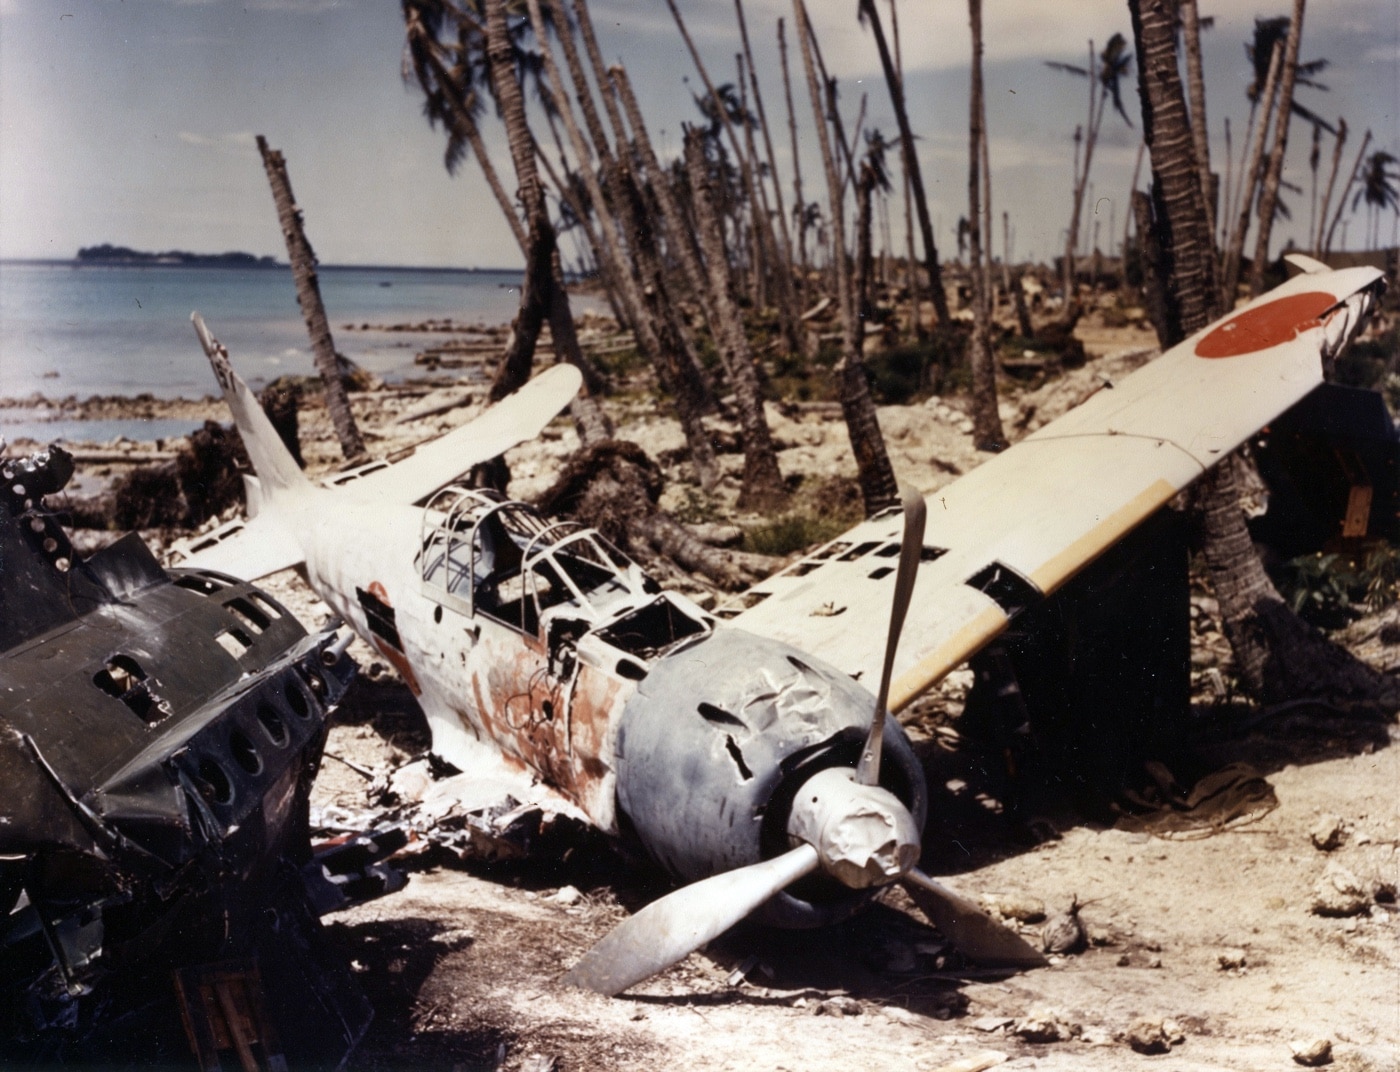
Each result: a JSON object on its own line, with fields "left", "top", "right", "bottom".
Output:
{"left": 483, "top": 0, "right": 609, "bottom": 448}
{"left": 528, "top": 0, "right": 717, "bottom": 486}
{"left": 858, "top": 0, "right": 951, "bottom": 325}
{"left": 1180, "top": 0, "right": 1216, "bottom": 249}
{"left": 1248, "top": 0, "right": 1307, "bottom": 296}
{"left": 1310, "top": 117, "right": 1344, "bottom": 254}
{"left": 665, "top": 0, "right": 793, "bottom": 332}
{"left": 1220, "top": 39, "right": 1282, "bottom": 305}
{"left": 1130, "top": 0, "right": 1393, "bottom": 709}
{"left": 735, "top": 0, "right": 798, "bottom": 310}
{"left": 794, "top": 0, "right": 897, "bottom": 516}
{"left": 966, "top": 0, "right": 1005, "bottom": 452}
{"left": 255, "top": 135, "right": 366, "bottom": 464}
{"left": 778, "top": 17, "right": 814, "bottom": 287}
{"left": 1322, "top": 127, "right": 1368, "bottom": 257}
{"left": 684, "top": 129, "right": 787, "bottom": 510}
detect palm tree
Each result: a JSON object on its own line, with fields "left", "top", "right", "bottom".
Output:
{"left": 683, "top": 126, "right": 788, "bottom": 510}
{"left": 1353, "top": 150, "right": 1400, "bottom": 249}
{"left": 794, "top": 0, "right": 898, "bottom": 516}
{"left": 403, "top": 0, "right": 528, "bottom": 253}
{"left": 1248, "top": 0, "right": 1312, "bottom": 295}
{"left": 1313, "top": 117, "right": 1348, "bottom": 255}
{"left": 1321, "top": 127, "right": 1372, "bottom": 255}
{"left": 966, "top": 0, "right": 1004, "bottom": 451}
{"left": 1128, "top": 0, "right": 1393, "bottom": 708}
{"left": 255, "top": 136, "right": 367, "bottom": 464}
{"left": 1046, "top": 33, "right": 1134, "bottom": 317}
{"left": 858, "top": 0, "right": 951, "bottom": 325}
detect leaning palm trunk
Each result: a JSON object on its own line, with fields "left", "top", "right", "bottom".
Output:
{"left": 684, "top": 129, "right": 788, "bottom": 510}
{"left": 526, "top": 0, "right": 716, "bottom": 485}
{"left": 1129, "top": 0, "right": 1395, "bottom": 708}
{"left": 1220, "top": 39, "right": 1283, "bottom": 306}
{"left": 1248, "top": 0, "right": 1307, "bottom": 296}
{"left": 256, "top": 135, "right": 365, "bottom": 464}
{"left": 794, "top": 0, "right": 897, "bottom": 516}
{"left": 1322, "top": 128, "right": 1371, "bottom": 258}
{"left": 1313, "top": 118, "right": 1348, "bottom": 255}
{"left": 665, "top": 0, "right": 799, "bottom": 341}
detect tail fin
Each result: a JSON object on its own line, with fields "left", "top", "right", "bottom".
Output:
{"left": 192, "top": 312, "right": 311, "bottom": 498}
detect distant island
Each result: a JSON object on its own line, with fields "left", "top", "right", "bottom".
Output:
{"left": 76, "top": 244, "right": 281, "bottom": 268}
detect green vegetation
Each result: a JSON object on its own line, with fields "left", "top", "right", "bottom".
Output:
{"left": 1273, "top": 540, "right": 1400, "bottom": 629}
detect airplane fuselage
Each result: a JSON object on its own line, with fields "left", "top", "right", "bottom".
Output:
{"left": 281, "top": 483, "right": 927, "bottom": 925}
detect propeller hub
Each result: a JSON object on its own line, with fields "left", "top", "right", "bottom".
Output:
{"left": 787, "top": 767, "right": 920, "bottom": 889}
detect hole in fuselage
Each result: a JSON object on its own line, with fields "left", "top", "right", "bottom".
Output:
{"left": 725, "top": 735, "right": 754, "bottom": 781}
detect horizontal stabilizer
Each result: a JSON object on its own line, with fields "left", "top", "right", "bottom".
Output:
{"left": 349, "top": 363, "right": 582, "bottom": 505}
{"left": 168, "top": 511, "right": 304, "bottom": 580}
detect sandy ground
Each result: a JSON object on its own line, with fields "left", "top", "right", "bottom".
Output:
{"left": 23, "top": 312, "right": 1400, "bottom": 1071}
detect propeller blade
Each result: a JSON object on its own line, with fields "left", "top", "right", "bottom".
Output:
{"left": 902, "top": 868, "right": 1047, "bottom": 969}
{"left": 561, "top": 844, "right": 821, "bottom": 996}
{"left": 856, "top": 483, "right": 928, "bottom": 785}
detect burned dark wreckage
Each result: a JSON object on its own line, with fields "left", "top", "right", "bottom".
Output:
{"left": 0, "top": 443, "right": 367, "bottom": 1066}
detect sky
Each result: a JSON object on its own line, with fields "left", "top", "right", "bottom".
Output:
{"left": 0, "top": 0, "right": 1396, "bottom": 269}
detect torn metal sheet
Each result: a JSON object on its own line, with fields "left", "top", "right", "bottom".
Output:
{"left": 0, "top": 444, "right": 367, "bottom": 1067}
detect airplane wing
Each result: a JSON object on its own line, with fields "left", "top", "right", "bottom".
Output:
{"left": 345, "top": 364, "right": 583, "bottom": 506}
{"left": 720, "top": 265, "right": 1385, "bottom": 711}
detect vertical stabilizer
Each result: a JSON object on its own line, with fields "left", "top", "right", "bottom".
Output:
{"left": 192, "top": 313, "right": 312, "bottom": 497}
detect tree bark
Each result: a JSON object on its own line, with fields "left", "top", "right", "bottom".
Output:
{"left": 1129, "top": 0, "right": 1395, "bottom": 709}
{"left": 255, "top": 135, "right": 366, "bottom": 464}
{"left": 966, "top": 0, "right": 1004, "bottom": 451}
{"left": 778, "top": 17, "right": 812, "bottom": 283}
{"left": 1180, "top": 0, "right": 1216, "bottom": 250}
{"left": 682, "top": 129, "right": 789, "bottom": 511}
{"left": 1248, "top": 0, "right": 1306, "bottom": 296}
{"left": 858, "top": 0, "right": 951, "bottom": 325}
{"left": 794, "top": 0, "right": 897, "bottom": 516}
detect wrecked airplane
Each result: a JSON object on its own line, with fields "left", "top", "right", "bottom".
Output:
{"left": 175, "top": 258, "right": 1385, "bottom": 996}
{"left": 0, "top": 443, "right": 367, "bottom": 1065}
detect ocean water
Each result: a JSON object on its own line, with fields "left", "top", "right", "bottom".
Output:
{"left": 0, "top": 261, "right": 536, "bottom": 402}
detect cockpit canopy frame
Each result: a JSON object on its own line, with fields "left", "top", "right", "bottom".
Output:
{"left": 418, "top": 485, "right": 647, "bottom": 638}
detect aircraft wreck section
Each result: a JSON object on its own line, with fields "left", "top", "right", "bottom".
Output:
{"left": 417, "top": 487, "right": 711, "bottom": 830}
{"left": 615, "top": 627, "right": 928, "bottom": 929}
{"left": 0, "top": 445, "right": 364, "bottom": 1065}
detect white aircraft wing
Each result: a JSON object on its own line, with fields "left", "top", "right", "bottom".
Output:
{"left": 720, "top": 265, "right": 1384, "bottom": 711}
{"left": 348, "top": 363, "right": 583, "bottom": 505}
{"left": 169, "top": 511, "right": 304, "bottom": 580}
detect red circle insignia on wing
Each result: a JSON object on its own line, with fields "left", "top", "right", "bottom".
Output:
{"left": 1194, "top": 291, "right": 1336, "bottom": 358}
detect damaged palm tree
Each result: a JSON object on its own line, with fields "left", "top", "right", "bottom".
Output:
{"left": 1128, "top": 0, "right": 1397, "bottom": 710}
{"left": 793, "top": 0, "right": 898, "bottom": 517}
{"left": 256, "top": 135, "right": 367, "bottom": 465}
{"left": 683, "top": 126, "right": 788, "bottom": 511}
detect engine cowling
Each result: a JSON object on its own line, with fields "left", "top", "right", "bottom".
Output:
{"left": 615, "top": 627, "right": 927, "bottom": 928}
